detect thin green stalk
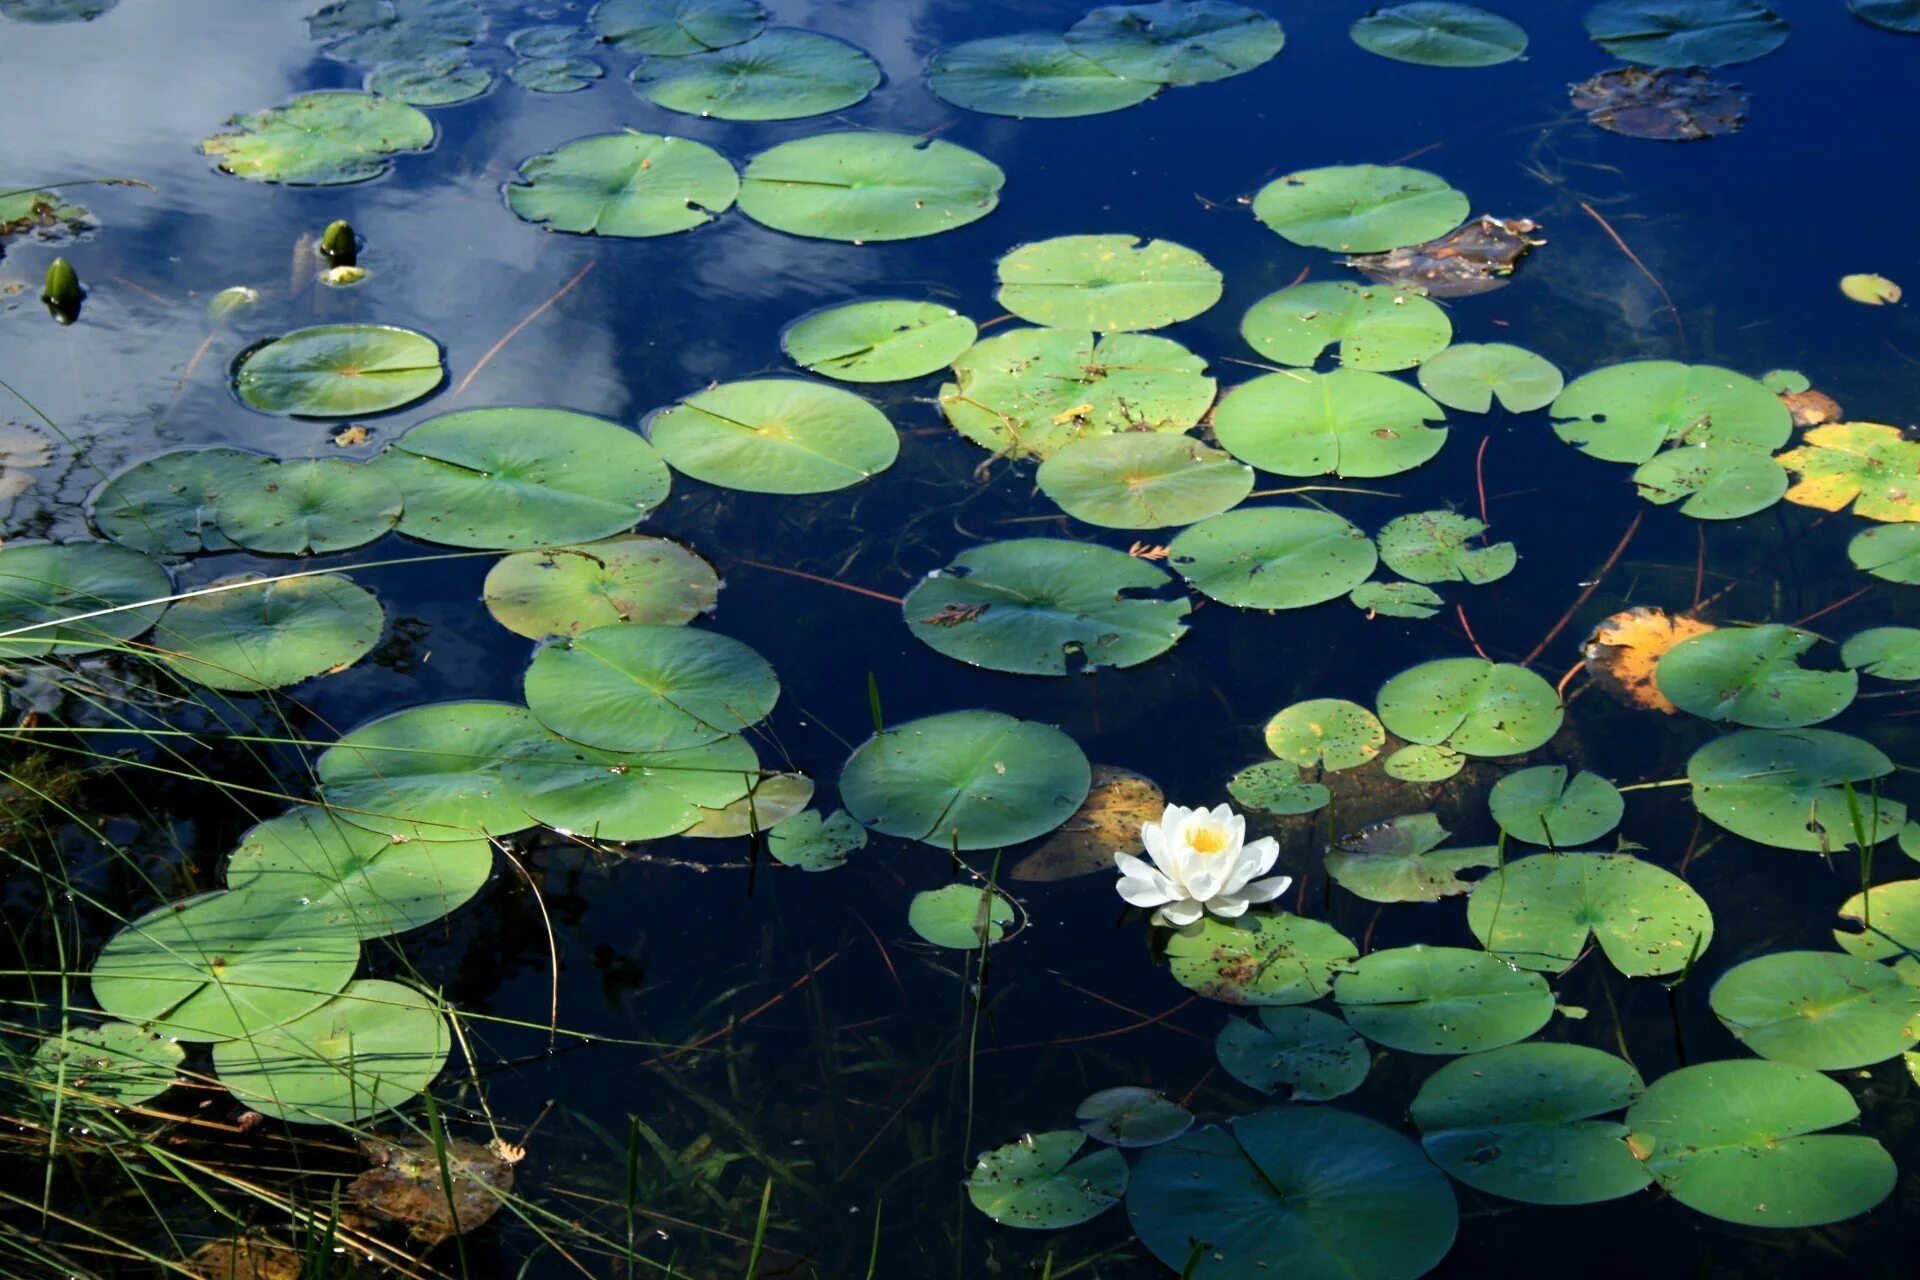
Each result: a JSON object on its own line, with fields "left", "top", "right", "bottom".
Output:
{"left": 744, "top": 1175, "right": 773, "bottom": 1277}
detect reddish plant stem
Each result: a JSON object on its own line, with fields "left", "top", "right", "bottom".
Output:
{"left": 1457, "top": 605, "right": 1493, "bottom": 662}
{"left": 644, "top": 951, "right": 841, "bottom": 1066}
{"left": 1692, "top": 525, "right": 1707, "bottom": 611}
{"left": 1179, "top": 1066, "right": 1216, "bottom": 1109}
{"left": 733, "top": 558, "right": 904, "bottom": 605}
{"left": 451, "top": 258, "right": 597, "bottom": 398}
{"left": 851, "top": 910, "right": 906, "bottom": 999}
{"left": 1579, "top": 201, "right": 1685, "bottom": 350}
{"left": 1794, "top": 585, "right": 1872, "bottom": 628}
{"left": 1555, "top": 658, "right": 1585, "bottom": 699}
{"left": 1475, "top": 434, "right": 1492, "bottom": 539}
{"left": 1522, "top": 510, "right": 1644, "bottom": 666}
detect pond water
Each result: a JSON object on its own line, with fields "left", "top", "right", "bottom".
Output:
{"left": 6, "top": 0, "right": 1920, "bottom": 1276}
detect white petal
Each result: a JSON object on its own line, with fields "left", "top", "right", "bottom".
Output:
{"left": 1155, "top": 898, "right": 1206, "bottom": 928}
{"left": 1118, "top": 877, "right": 1176, "bottom": 909}
{"left": 1116, "top": 853, "right": 1181, "bottom": 901}
{"left": 1206, "top": 892, "right": 1251, "bottom": 918}
{"left": 1237, "top": 874, "right": 1293, "bottom": 904}
{"left": 1223, "top": 810, "right": 1246, "bottom": 855}
{"left": 1242, "top": 836, "right": 1280, "bottom": 879}
{"left": 1141, "top": 821, "right": 1177, "bottom": 877}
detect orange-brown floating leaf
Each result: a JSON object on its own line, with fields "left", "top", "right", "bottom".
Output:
{"left": 1781, "top": 388, "right": 1842, "bottom": 428}
{"left": 1582, "top": 607, "right": 1716, "bottom": 714}
{"left": 1570, "top": 68, "right": 1747, "bottom": 142}
{"left": 347, "top": 1135, "right": 516, "bottom": 1246}
{"left": 1345, "top": 215, "right": 1543, "bottom": 298}
{"left": 1777, "top": 422, "right": 1920, "bottom": 522}
{"left": 185, "top": 1237, "right": 301, "bottom": 1280}
{"left": 1009, "top": 764, "right": 1162, "bottom": 881}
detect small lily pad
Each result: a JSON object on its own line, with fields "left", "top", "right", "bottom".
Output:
{"left": 1065, "top": 1, "right": 1285, "bottom": 84}
{"left": 1352, "top": 3, "right": 1527, "bottom": 66}
{"left": 1212, "top": 369, "right": 1449, "bottom": 479}
{"left": 523, "top": 624, "right": 779, "bottom": 754}
{"left": 782, "top": 301, "right": 976, "bottom": 383}
{"left": 1416, "top": 342, "right": 1562, "bottom": 412}
{"left": 1336, "top": 944, "right": 1556, "bottom": 1054}
{"left": 1377, "top": 510, "right": 1515, "bottom": 584}
{"left": 590, "top": 0, "right": 765, "bottom": 54}
{"left": 1168, "top": 506, "right": 1378, "bottom": 609}
{"left": 483, "top": 535, "right": 718, "bottom": 639}
{"left": 1851, "top": 524, "right": 1920, "bottom": 585}
{"left": 1075, "top": 1086, "right": 1193, "bottom": 1147}
{"left": 1035, "top": 433, "right": 1252, "bottom": 529}
{"left": 1383, "top": 742, "right": 1466, "bottom": 781}
{"left": 630, "top": 29, "right": 879, "bottom": 121}
{"left": 1264, "top": 698, "right": 1387, "bottom": 771}
{"left": 31, "top": 1023, "right": 185, "bottom": 1107}
{"left": 996, "top": 234, "right": 1222, "bottom": 332}
{"left": 1214, "top": 1006, "right": 1369, "bottom": 1100}
{"left": 644, "top": 379, "right": 898, "bottom": 494}
{"left": 910, "top": 884, "right": 1016, "bottom": 949}
{"left": 1253, "top": 164, "right": 1468, "bottom": 253}
{"left": 1241, "top": 281, "right": 1451, "bottom": 372}
{"left": 510, "top": 56, "right": 604, "bottom": 93}
{"left": 201, "top": 92, "right": 435, "bottom": 185}
{"left": 365, "top": 53, "right": 493, "bottom": 105}
{"left": 1842, "top": 627, "right": 1920, "bottom": 681}
{"left": 928, "top": 33, "right": 1158, "bottom": 118}
{"left": 1351, "top": 578, "right": 1444, "bottom": 619}
{"left": 309, "top": 0, "right": 483, "bottom": 62}
{"left": 1165, "top": 914, "right": 1358, "bottom": 1006}
{"left": 969, "top": 1130, "right": 1127, "bottom": 1228}
{"left": 235, "top": 324, "right": 444, "bottom": 418}
{"left": 1376, "top": 657, "right": 1563, "bottom": 757}
{"left": 1227, "top": 759, "right": 1330, "bottom": 816}
{"left": 768, "top": 809, "right": 866, "bottom": 871}
{"left": 506, "top": 132, "right": 739, "bottom": 238}
{"left": 1488, "top": 766, "right": 1623, "bottom": 845}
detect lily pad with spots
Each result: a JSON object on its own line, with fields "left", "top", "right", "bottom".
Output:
{"left": 1377, "top": 510, "right": 1514, "bottom": 584}
{"left": 1376, "top": 657, "right": 1563, "bottom": 757}
{"left": 1036, "top": 433, "right": 1252, "bottom": 529}
{"left": 1065, "top": 1, "right": 1285, "bottom": 84}
{"left": 1213, "top": 369, "right": 1448, "bottom": 479}
{"left": 1549, "top": 361, "right": 1789, "bottom": 464}
{"left": 1264, "top": 698, "right": 1386, "bottom": 771}
{"left": 629, "top": 29, "right": 879, "bottom": 121}
{"left": 154, "top": 574, "right": 383, "bottom": 692}
{"left": 1166, "top": 914, "right": 1357, "bottom": 1006}
{"left": 1327, "top": 813, "right": 1495, "bottom": 903}
{"left": 1632, "top": 443, "right": 1787, "bottom": 520}
{"left": 928, "top": 33, "right": 1158, "bottom": 118}
{"left": 909, "top": 884, "right": 1016, "bottom": 949}
{"left": 315, "top": 701, "right": 553, "bottom": 840}
{"left": 1416, "top": 342, "right": 1563, "bottom": 412}
{"left": 1241, "top": 281, "right": 1451, "bottom": 372}
{"left": 1351, "top": 2, "right": 1527, "bottom": 66}
{"left": 523, "top": 624, "right": 779, "bottom": 754}
{"left": 969, "top": 1130, "right": 1127, "bottom": 1228}
{"left": 1214, "top": 1006, "right": 1369, "bottom": 1100}
{"left": 201, "top": 92, "right": 434, "bottom": 185}
{"left": 1687, "top": 727, "right": 1904, "bottom": 851}
{"left": 1226, "top": 760, "right": 1330, "bottom": 816}
{"left": 1336, "top": 944, "right": 1556, "bottom": 1053}
{"left": 1383, "top": 742, "right": 1465, "bottom": 782}
{"left": 0, "top": 540, "right": 171, "bottom": 659}
{"left": 1253, "top": 164, "right": 1468, "bottom": 253}
{"left": 768, "top": 809, "right": 866, "bottom": 871}
{"left": 590, "top": 0, "right": 765, "bottom": 54}
{"left": 1489, "top": 766, "right": 1623, "bottom": 845}
{"left": 212, "top": 458, "right": 402, "bottom": 555}
{"left": 782, "top": 301, "right": 976, "bottom": 383}
{"left": 235, "top": 324, "right": 444, "bottom": 417}
{"left": 1711, "top": 950, "right": 1920, "bottom": 1069}
{"left": 1076, "top": 1086, "right": 1192, "bottom": 1147}
{"left": 30, "top": 1023, "right": 185, "bottom": 1107}
{"left": 996, "top": 234, "right": 1222, "bottom": 332}
{"left": 1167, "top": 506, "right": 1378, "bottom": 609}
{"left": 1776, "top": 422, "right": 1920, "bottom": 523}
{"left": 1842, "top": 627, "right": 1920, "bottom": 681}
{"left": 644, "top": 379, "right": 898, "bottom": 494}
{"left": 1467, "top": 852, "right": 1711, "bottom": 976}
{"left": 506, "top": 132, "right": 737, "bottom": 238}
{"left": 483, "top": 535, "right": 718, "bottom": 639}
{"left": 1655, "top": 624, "right": 1856, "bottom": 728}
{"left": 1352, "top": 580, "right": 1444, "bottom": 617}
{"left": 738, "top": 132, "right": 1005, "bottom": 242}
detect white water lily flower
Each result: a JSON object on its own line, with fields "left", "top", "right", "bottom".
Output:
{"left": 1114, "top": 803, "right": 1292, "bottom": 928}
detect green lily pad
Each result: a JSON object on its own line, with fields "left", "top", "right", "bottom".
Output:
{"left": 1165, "top": 914, "right": 1358, "bottom": 1006}
{"left": 1549, "top": 361, "right": 1789, "bottom": 464}
{"left": 1851, "top": 523, "right": 1920, "bottom": 585}
{"left": 1264, "top": 699, "right": 1387, "bottom": 771}
{"left": 1853, "top": 0, "right": 1920, "bottom": 32}
{"left": 644, "top": 379, "right": 898, "bottom": 494}
{"left": 1035, "top": 433, "right": 1252, "bottom": 529}
{"left": 908, "top": 883, "right": 1016, "bottom": 949}
{"left": 1168, "top": 507, "right": 1377, "bottom": 609}
{"left": 1376, "top": 657, "right": 1563, "bottom": 757}
{"left": 1627, "top": 1059, "right": 1894, "bottom": 1226}
{"left": 903, "top": 539, "right": 1189, "bottom": 675}
{"left": 839, "top": 710, "right": 1091, "bottom": 850}
{"left": 1075, "top": 1086, "right": 1193, "bottom": 1147}
{"left": 154, "top": 573, "right": 383, "bottom": 692}
{"left": 1128, "top": 1108, "right": 1457, "bottom": 1280}
{"left": 1632, "top": 443, "right": 1788, "bottom": 520}
{"left": 500, "top": 734, "right": 757, "bottom": 841}
{"left": 940, "top": 328, "right": 1215, "bottom": 461}
{"left": 768, "top": 808, "right": 866, "bottom": 871}
{"left": 235, "top": 324, "right": 444, "bottom": 417}
{"left": 996, "top": 234, "right": 1222, "bottom": 332}
{"left": 365, "top": 54, "right": 493, "bottom": 105}
{"left": 1710, "top": 950, "right": 1920, "bottom": 1069}
{"left": 1842, "top": 626, "right": 1920, "bottom": 681}
{"left": 1241, "top": 282, "right": 1451, "bottom": 372}
{"left": 1687, "top": 728, "right": 1905, "bottom": 851}
{"left": 309, "top": 0, "right": 483, "bottom": 62}
{"left": 523, "top": 624, "right": 779, "bottom": 754}
{"left": 590, "top": 0, "right": 765, "bottom": 54}
{"left": 1655, "top": 624, "right": 1856, "bottom": 728}
{"left": 212, "top": 978, "right": 450, "bottom": 1124}
{"left": 677, "top": 770, "right": 813, "bottom": 837}
{"left": 1213, "top": 369, "right": 1448, "bottom": 478}
{"left": 315, "top": 701, "right": 551, "bottom": 840}
{"left": 738, "top": 133, "right": 1004, "bottom": 242}
{"left": 506, "top": 132, "right": 738, "bottom": 238}
{"left": 510, "top": 56, "right": 604, "bottom": 93}
{"left": 1352, "top": 2, "right": 1528, "bottom": 66}
{"left": 201, "top": 92, "right": 434, "bottom": 185}
{"left": 1227, "top": 760, "right": 1330, "bottom": 816}
{"left": 1586, "top": 0, "right": 1788, "bottom": 67}
{"left": 378, "top": 408, "right": 670, "bottom": 548}
{"left": 782, "top": 301, "right": 976, "bottom": 383}
{"left": 0, "top": 541, "right": 170, "bottom": 658}
{"left": 1252, "top": 164, "right": 1469, "bottom": 253}
{"left": 928, "top": 33, "right": 1158, "bottom": 118}
{"left": 1415, "top": 342, "right": 1562, "bottom": 412}
{"left": 1356, "top": 582, "right": 1449, "bottom": 619}
{"left": 630, "top": 29, "right": 879, "bottom": 121}
{"left": 1335, "top": 944, "right": 1556, "bottom": 1053}
{"left": 1412, "top": 1044, "right": 1650, "bottom": 1205}
{"left": 1214, "top": 1006, "right": 1369, "bottom": 1101}
{"left": 1327, "top": 814, "right": 1495, "bottom": 903}
{"left": 1488, "top": 766, "right": 1623, "bottom": 845}
{"left": 87, "top": 448, "right": 260, "bottom": 554}
{"left": 1383, "top": 742, "right": 1465, "bottom": 781}
{"left": 1467, "top": 852, "right": 1712, "bottom": 976}
{"left": 1065, "top": 0, "right": 1285, "bottom": 84}
{"left": 211, "top": 458, "right": 402, "bottom": 555}
{"left": 30, "top": 1023, "right": 185, "bottom": 1107}
{"left": 969, "top": 1130, "right": 1127, "bottom": 1228}
{"left": 510, "top": 25, "right": 590, "bottom": 56}
{"left": 90, "top": 888, "right": 361, "bottom": 1042}
{"left": 1835, "top": 879, "right": 1920, "bottom": 962}
{"left": 1777, "top": 422, "right": 1920, "bottom": 523}
{"left": 483, "top": 535, "right": 718, "bottom": 639}
{"left": 1377, "top": 511, "right": 1515, "bottom": 584}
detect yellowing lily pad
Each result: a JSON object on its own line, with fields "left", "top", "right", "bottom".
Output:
{"left": 1777, "top": 422, "right": 1920, "bottom": 522}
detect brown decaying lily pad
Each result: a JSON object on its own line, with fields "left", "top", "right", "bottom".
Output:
{"left": 347, "top": 1135, "right": 518, "bottom": 1245}
{"left": 1571, "top": 68, "right": 1748, "bottom": 142}
{"left": 1010, "top": 764, "right": 1163, "bottom": 881}
{"left": 1583, "top": 606, "right": 1717, "bottom": 714}
{"left": 185, "top": 1237, "right": 301, "bottom": 1280}
{"left": 1782, "top": 388, "right": 1842, "bottom": 428}
{"left": 1345, "top": 216, "right": 1544, "bottom": 298}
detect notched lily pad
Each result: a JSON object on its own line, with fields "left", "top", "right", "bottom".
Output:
{"left": 968, "top": 1130, "right": 1127, "bottom": 1228}
{"left": 1327, "top": 813, "right": 1495, "bottom": 903}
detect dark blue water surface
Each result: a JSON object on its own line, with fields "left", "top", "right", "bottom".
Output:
{"left": 7, "top": 0, "right": 1920, "bottom": 1276}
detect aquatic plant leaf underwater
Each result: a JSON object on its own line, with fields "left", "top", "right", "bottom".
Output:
{"left": 629, "top": 29, "right": 879, "bottom": 121}
{"left": 995, "top": 233, "right": 1222, "bottom": 332}
{"left": 510, "top": 55, "right": 606, "bottom": 94}
{"left": 308, "top": 0, "right": 484, "bottom": 63}
{"left": 767, "top": 808, "right": 866, "bottom": 871}
{"left": 349, "top": 1133, "right": 516, "bottom": 1244}
{"left": 907, "top": 883, "right": 1016, "bottom": 949}
{"left": 365, "top": 52, "right": 493, "bottom": 105}
{"left": 1075, "top": 1085, "right": 1193, "bottom": 1147}
{"left": 1582, "top": 605, "right": 1716, "bottom": 712}
{"left": 1584, "top": 0, "right": 1789, "bottom": 68}
{"left": 1571, "top": 67, "right": 1749, "bottom": 140}
{"left": 1347, "top": 216, "right": 1543, "bottom": 298}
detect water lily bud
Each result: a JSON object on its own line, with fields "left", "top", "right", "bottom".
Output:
{"left": 40, "top": 257, "right": 80, "bottom": 324}
{"left": 319, "top": 219, "right": 357, "bottom": 267}
{"left": 321, "top": 264, "right": 368, "bottom": 288}
{"left": 205, "top": 285, "right": 259, "bottom": 324}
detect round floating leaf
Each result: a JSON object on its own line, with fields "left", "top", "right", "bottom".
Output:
{"left": 996, "top": 234, "right": 1222, "bottom": 332}
{"left": 1377, "top": 511, "right": 1515, "bottom": 584}
{"left": 1383, "top": 742, "right": 1464, "bottom": 781}
{"left": 506, "top": 132, "right": 738, "bottom": 238}
{"left": 1626, "top": 1059, "right": 1894, "bottom": 1226}
{"left": 212, "top": 458, "right": 402, "bottom": 555}
{"left": 90, "top": 888, "right": 361, "bottom": 1042}
{"left": 839, "top": 710, "right": 1091, "bottom": 850}
{"left": 154, "top": 574, "right": 383, "bottom": 692}
{"left": 483, "top": 535, "right": 718, "bottom": 639}
{"left": 1416, "top": 342, "right": 1562, "bottom": 412}
{"left": 1842, "top": 627, "right": 1920, "bottom": 681}
{"left": 768, "top": 808, "right": 866, "bottom": 871}
{"left": 1169, "top": 507, "right": 1377, "bottom": 609}
{"left": 1352, "top": 2, "right": 1527, "bottom": 66}
{"left": 379, "top": 408, "right": 670, "bottom": 548}
{"left": 1265, "top": 699, "right": 1386, "bottom": 771}
{"left": 903, "top": 539, "right": 1189, "bottom": 676}
{"left": 1853, "top": 0, "right": 1920, "bottom": 31}
{"left": 1065, "top": 0, "right": 1284, "bottom": 84}
{"left": 1011, "top": 764, "right": 1165, "bottom": 881}
{"left": 1687, "top": 728, "right": 1905, "bottom": 851}
{"left": 1215, "top": 1006, "right": 1368, "bottom": 1100}
{"left": 1166, "top": 914, "right": 1358, "bottom": 1006}
{"left": 677, "top": 770, "right": 813, "bottom": 837}
{"left": 1213, "top": 369, "right": 1448, "bottom": 478}
{"left": 969, "top": 1130, "right": 1127, "bottom": 1229}
{"left": 315, "top": 701, "right": 551, "bottom": 839}
{"left": 630, "top": 29, "right": 879, "bottom": 121}
{"left": 88, "top": 448, "right": 259, "bottom": 554}
{"left": 1356, "top": 579, "right": 1451, "bottom": 618}
{"left": 500, "top": 734, "right": 756, "bottom": 841}
{"left": 591, "top": 0, "right": 765, "bottom": 54}
{"left": 644, "top": 379, "right": 897, "bottom": 494}
{"left": 1710, "top": 950, "right": 1920, "bottom": 1069}
{"left": 367, "top": 53, "right": 492, "bottom": 104}
{"left": 782, "top": 301, "right": 976, "bottom": 383}
{"left": 1852, "top": 523, "right": 1920, "bottom": 585}
{"left": 0, "top": 541, "right": 170, "bottom": 658}
{"left": 1763, "top": 369, "right": 1810, "bottom": 394}
{"left": 909, "top": 884, "right": 1016, "bottom": 949}
{"left": 523, "top": 624, "right": 779, "bottom": 754}
{"left": 1777, "top": 422, "right": 1920, "bottom": 523}
{"left": 928, "top": 33, "right": 1157, "bottom": 118}
{"left": 1128, "top": 1108, "right": 1457, "bottom": 1280}
{"left": 1076, "top": 1086, "right": 1193, "bottom": 1147}
{"left": 213, "top": 978, "right": 450, "bottom": 1124}
{"left": 510, "top": 56, "right": 603, "bottom": 93}
{"left": 1376, "top": 658, "right": 1563, "bottom": 757}
{"left": 1328, "top": 814, "right": 1494, "bottom": 903}
{"left": 309, "top": 0, "right": 483, "bottom": 62}
{"left": 1253, "top": 164, "right": 1468, "bottom": 253}
{"left": 1227, "top": 760, "right": 1330, "bottom": 816}
{"left": 1632, "top": 442, "right": 1787, "bottom": 520}
{"left": 1036, "top": 433, "right": 1252, "bottom": 529}
{"left": 738, "top": 133, "right": 1004, "bottom": 242}
{"left": 31, "top": 1023, "right": 185, "bottom": 1107}
{"left": 1586, "top": 0, "right": 1788, "bottom": 67}
{"left": 235, "top": 324, "right": 444, "bottom": 418}
{"left": 1467, "top": 852, "right": 1712, "bottom": 977}
{"left": 1337, "top": 945, "right": 1555, "bottom": 1053}
{"left": 1655, "top": 624, "right": 1856, "bottom": 728}
{"left": 940, "top": 329, "right": 1215, "bottom": 461}
{"left": 1412, "top": 1044, "right": 1650, "bottom": 1205}
{"left": 201, "top": 92, "right": 434, "bottom": 185}
{"left": 1550, "top": 360, "right": 1789, "bottom": 464}
{"left": 508, "top": 24, "right": 591, "bottom": 56}
{"left": 1835, "top": 879, "right": 1920, "bottom": 961}
{"left": 1488, "top": 766, "right": 1623, "bottom": 845}
{"left": 1241, "top": 282, "right": 1451, "bottom": 372}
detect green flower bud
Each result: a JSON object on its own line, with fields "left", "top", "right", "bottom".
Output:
{"left": 205, "top": 285, "right": 260, "bottom": 323}
{"left": 319, "top": 219, "right": 357, "bottom": 267}
{"left": 40, "top": 257, "right": 80, "bottom": 324}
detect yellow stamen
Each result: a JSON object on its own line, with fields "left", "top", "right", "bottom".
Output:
{"left": 1189, "top": 825, "right": 1227, "bottom": 855}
